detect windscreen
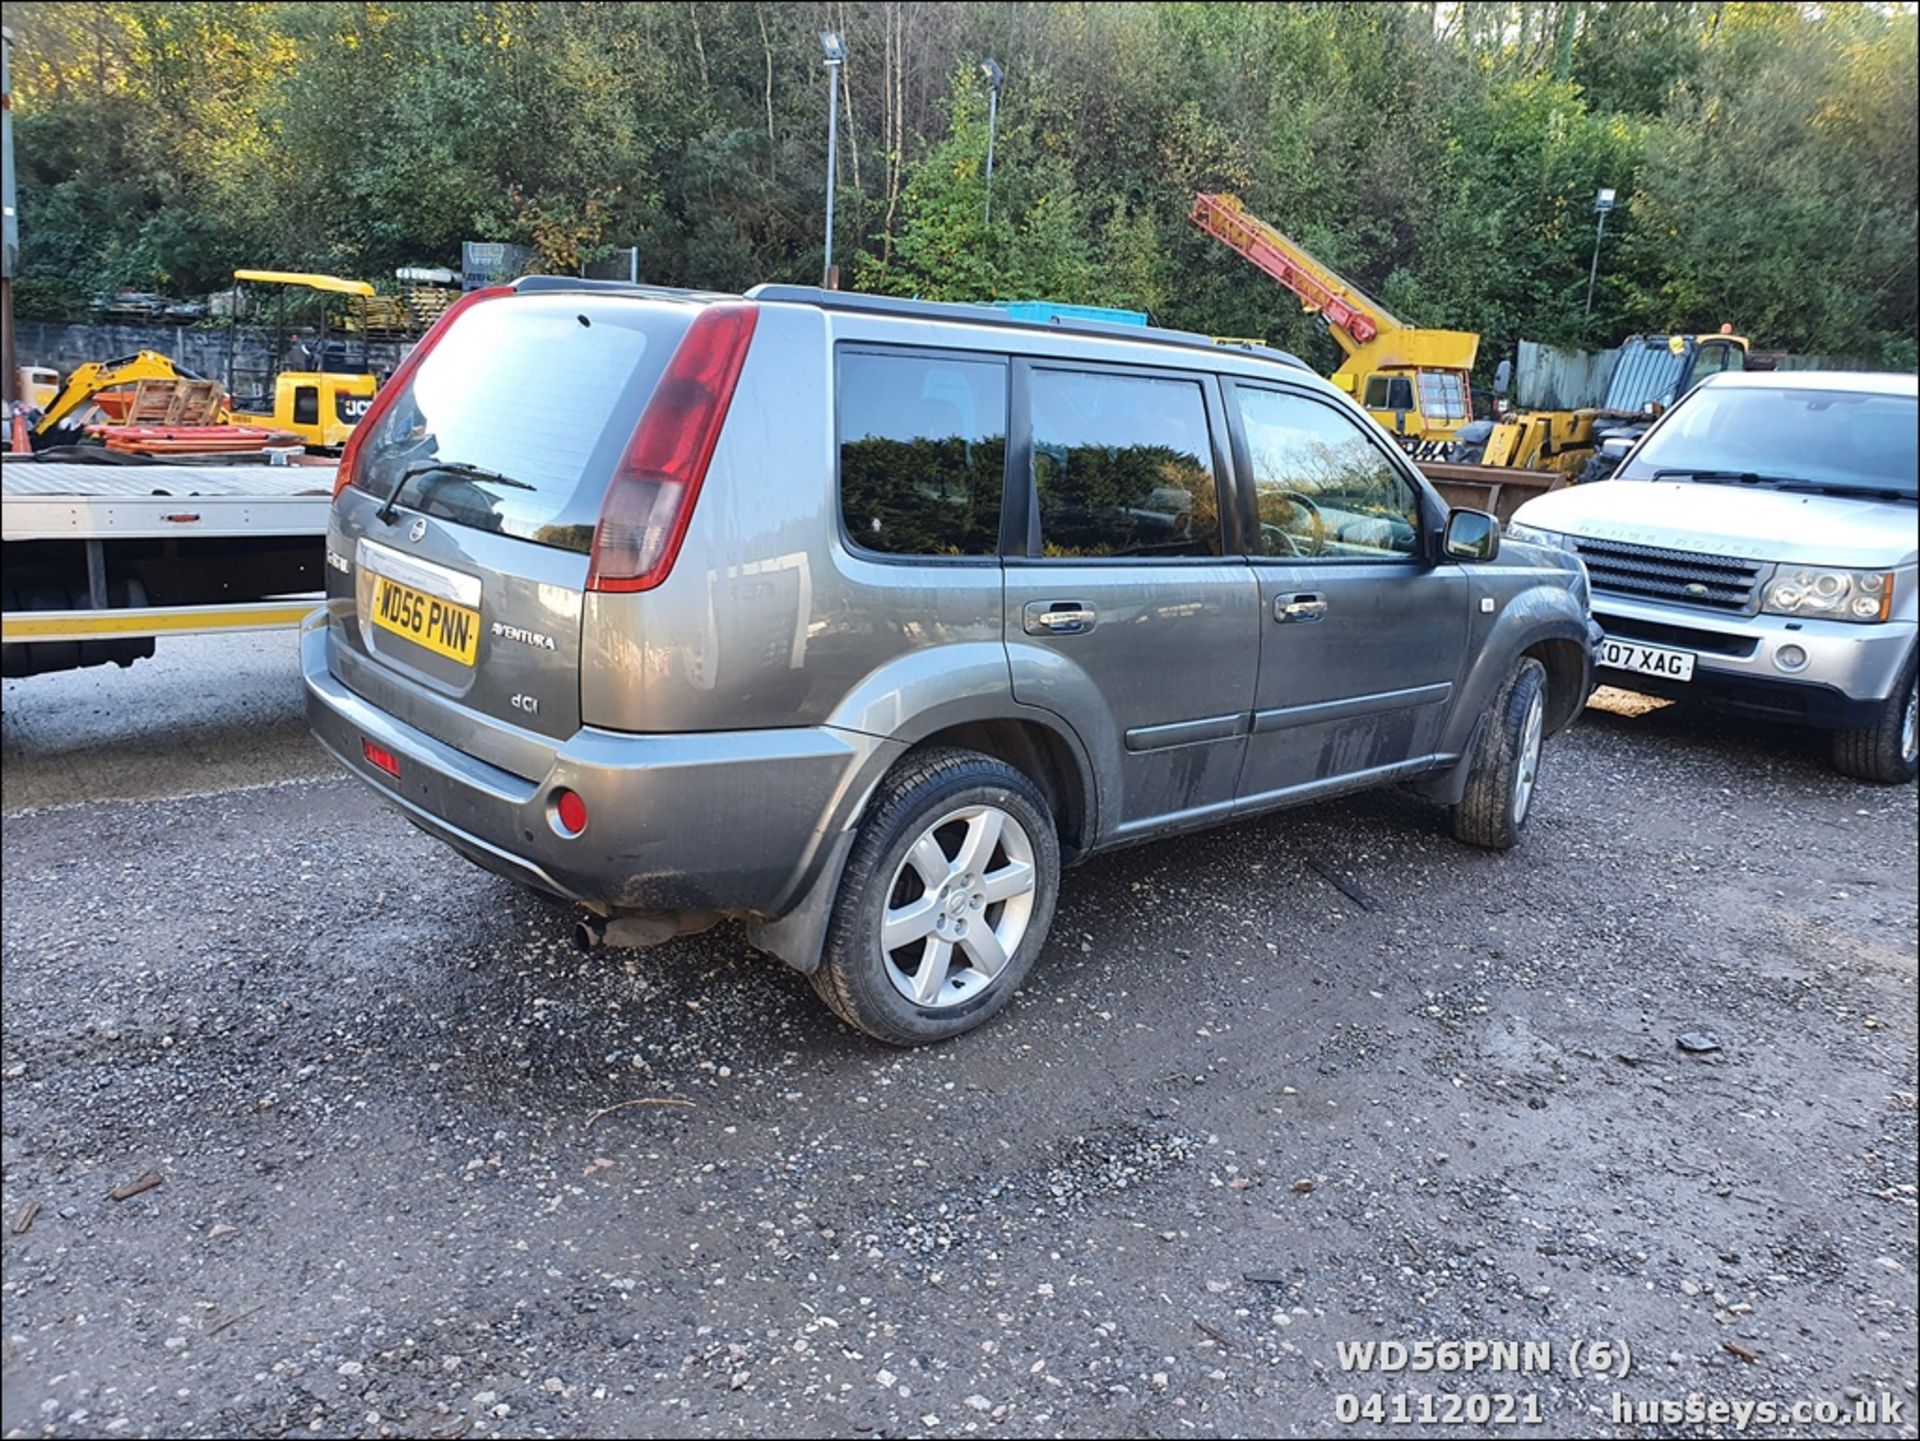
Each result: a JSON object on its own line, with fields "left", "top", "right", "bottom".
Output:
{"left": 350, "top": 294, "right": 693, "bottom": 551}
{"left": 1619, "top": 385, "right": 1918, "bottom": 498}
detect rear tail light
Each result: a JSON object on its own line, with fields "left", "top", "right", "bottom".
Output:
{"left": 331, "top": 285, "right": 514, "bottom": 500}
{"left": 362, "top": 738, "right": 401, "bottom": 778}
{"left": 586, "top": 303, "right": 759, "bottom": 593}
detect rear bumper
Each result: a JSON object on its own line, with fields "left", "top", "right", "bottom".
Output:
{"left": 302, "top": 614, "right": 900, "bottom": 915}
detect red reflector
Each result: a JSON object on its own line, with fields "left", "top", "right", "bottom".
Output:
{"left": 554, "top": 788, "right": 588, "bottom": 836}
{"left": 362, "top": 739, "right": 401, "bottom": 778}
{"left": 586, "top": 303, "right": 759, "bottom": 593}
{"left": 331, "top": 285, "right": 515, "bottom": 501}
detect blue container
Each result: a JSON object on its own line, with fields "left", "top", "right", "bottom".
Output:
{"left": 984, "top": 300, "right": 1150, "bottom": 328}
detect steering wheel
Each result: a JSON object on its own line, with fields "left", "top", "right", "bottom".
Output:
{"left": 1260, "top": 490, "right": 1327, "bottom": 558}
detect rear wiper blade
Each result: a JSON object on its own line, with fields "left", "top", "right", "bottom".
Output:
{"left": 378, "top": 460, "right": 535, "bottom": 524}
{"left": 1652, "top": 469, "right": 1798, "bottom": 487}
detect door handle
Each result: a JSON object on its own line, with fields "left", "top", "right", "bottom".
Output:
{"left": 1275, "top": 592, "right": 1328, "bottom": 623}
{"left": 1023, "top": 601, "right": 1097, "bottom": 636}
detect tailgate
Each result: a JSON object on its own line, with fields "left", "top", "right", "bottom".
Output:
{"left": 323, "top": 290, "right": 696, "bottom": 749}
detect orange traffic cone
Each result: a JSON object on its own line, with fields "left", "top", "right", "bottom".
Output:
{"left": 8, "top": 406, "right": 30, "bottom": 455}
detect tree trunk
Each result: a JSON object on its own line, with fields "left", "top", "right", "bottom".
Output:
{"left": 881, "top": 0, "right": 905, "bottom": 264}
{"left": 838, "top": 1, "right": 861, "bottom": 192}
{"left": 757, "top": 2, "right": 776, "bottom": 175}
{"left": 687, "top": 3, "right": 710, "bottom": 95}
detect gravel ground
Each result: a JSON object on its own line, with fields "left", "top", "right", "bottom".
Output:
{"left": 2, "top": 639, "right": 1915, "bottom": 1439}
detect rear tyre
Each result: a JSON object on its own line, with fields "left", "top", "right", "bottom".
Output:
{"left": 1452, "top": 657, "right": 1548, "bottom": 850}
{"left": 1831, "top": 658, "right": 1918, "bottom": 785}
{"left": 813, "top": 747, "right": 1060, "bottom": 1046}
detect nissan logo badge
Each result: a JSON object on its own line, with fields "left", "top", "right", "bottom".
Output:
{"left": 408, "top": 518, "right": 428, "bottom": 543}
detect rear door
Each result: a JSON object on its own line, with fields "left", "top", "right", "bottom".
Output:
{"left": 1004, "top": 359, "right": 1259, "bottom": 837}
{"left": 327, "top": 292, "right": 693, "bottom": 759}
{"left": 1226, "top": 381, "right": 1470, "bottom": 804}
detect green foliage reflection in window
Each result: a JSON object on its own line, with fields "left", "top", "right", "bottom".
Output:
{"left": 1030, "top": 370, "right": 1221, "bottom": 558}
{"left": 839, "top": 351, "right": 1007, "bottom": 557}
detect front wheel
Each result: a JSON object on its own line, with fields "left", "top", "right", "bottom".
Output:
{"left": 1831, "top": 661, "right": 1918, "bottom": 785}
{"left": 1452, "top": 657, "right": 1548, "bottom": 850}
{"left": 814, "top": 748, "right": 1061, "bottom": 1045}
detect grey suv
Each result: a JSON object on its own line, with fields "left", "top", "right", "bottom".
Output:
{"left": 305, "top": 280, "right": 1599, "bottom": 1043}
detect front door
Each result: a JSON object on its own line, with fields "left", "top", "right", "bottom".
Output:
{"left": 1225, "top": 381, "right": 1470, "bottom": 806}
{"left": 1004, "top": 361, "right": 1259, "bottom": 839}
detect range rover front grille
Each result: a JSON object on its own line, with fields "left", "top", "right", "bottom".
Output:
{"left": 1570, "top": 536, "right": 1767, "bottom": 613}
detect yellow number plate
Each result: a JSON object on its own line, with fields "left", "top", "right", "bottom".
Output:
{"left": 370, "top": 576, "right": 480, "bottom": 665}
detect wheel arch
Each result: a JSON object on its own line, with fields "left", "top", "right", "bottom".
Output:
{"left": 748, "top": 703, "right": 1097, "bottom": 976}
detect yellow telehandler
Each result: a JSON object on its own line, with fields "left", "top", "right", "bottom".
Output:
{"left": 1452, "top": 330, "right": 1751, "bottom": 478}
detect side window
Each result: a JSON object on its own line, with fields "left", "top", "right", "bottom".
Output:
{"left": 838, "top": 350, "right": 1007, "bottom": 557}
{"left": 1364, "top": 374, "right": 1416, "bottom": 413}
{"left": 1029, "top": 369, "right": 1221, "bottom": 558}
{"left": 1234, "top": 387, "right": 1424, "bottom": 561}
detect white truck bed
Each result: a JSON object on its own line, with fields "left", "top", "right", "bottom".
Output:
{"left": 2, "top": 460, "right": 335, "bottom": 542}
{"left": 2, "top": 459, "right": 336, "bottom": 652}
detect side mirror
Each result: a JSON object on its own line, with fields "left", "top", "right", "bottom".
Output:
{"left": 1444, "top": 508, "right": 1500, "bottom": 562}
{"left": 1493, "top": 358, "right": 1512, "bottom": 399}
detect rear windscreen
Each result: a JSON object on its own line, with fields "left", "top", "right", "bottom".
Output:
{"left": 350, "top": 294, "right": 693, "bottom": 551}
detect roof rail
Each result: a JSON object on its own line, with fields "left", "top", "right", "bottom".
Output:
{"left": 509, "top": 275, "right": 727, "bottom": 301}
{"left": 744, "top": 284, "right": 1307, "bottom": 369}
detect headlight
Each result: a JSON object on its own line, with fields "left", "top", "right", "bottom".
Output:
{"left": 1762, "top": 567, "right": 1894, "bottom": 624}
{"left": 1505, "top": 521, "right": 1573, "bottom": 551}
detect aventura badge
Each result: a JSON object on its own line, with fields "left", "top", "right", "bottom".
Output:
{"left": 492, "top": 621, "right": 558, "bottom": 651}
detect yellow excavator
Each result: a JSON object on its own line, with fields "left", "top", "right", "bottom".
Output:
{"left": 31, "top": 350, "right": 215, "bottom": 443}
{"left": 222, "top": 270, "right": 380, "bottom": 448}
{"left": 1190, "top": 193, "right": 1480, "bottom": 449}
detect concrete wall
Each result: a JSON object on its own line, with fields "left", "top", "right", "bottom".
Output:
{"left": 17, "top": 320, "right": 409, "bottom": 384}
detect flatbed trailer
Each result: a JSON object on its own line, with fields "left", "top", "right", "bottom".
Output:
{"left": 1, "top": 458, "right": 332, "bottom": 676}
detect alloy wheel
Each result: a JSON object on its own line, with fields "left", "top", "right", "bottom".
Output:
{"left": 879, "top": 804, "right": 1038, "bottom": 1009}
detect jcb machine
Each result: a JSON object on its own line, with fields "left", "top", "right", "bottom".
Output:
{"left": 223, "top": 270, "right": 380, "bottom": 448}
{"left": 1190, "top": 193, "right": 1480, "bottom": 449}
{"left": 1453, "top": 329, "right": 1750, "bottom": 477}
{"left": 29, "top": 350, "right": 218, "bottom": 444}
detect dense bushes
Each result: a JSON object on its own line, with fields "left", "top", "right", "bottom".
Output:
{"left": 8, "top": 2, "right": 1915, "bottom": 368}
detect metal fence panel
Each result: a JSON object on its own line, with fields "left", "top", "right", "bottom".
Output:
{"left": 1514, "top": 340, "right": 1614, "bottom": 410}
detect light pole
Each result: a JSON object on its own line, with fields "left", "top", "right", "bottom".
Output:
{"left": 979, "top": 59, "right": 1004, "bottom": 227}
{"left": 819, "top": 31, "right": 846, "bottom": 288}
{"left": 1584, "top": 186, "right": 1616, "bottom": 317}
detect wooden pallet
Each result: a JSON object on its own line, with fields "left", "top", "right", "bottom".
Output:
{"left": 120, "top": 377, "right": 228, "bottom": 427}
